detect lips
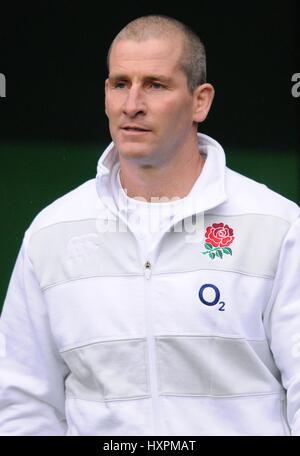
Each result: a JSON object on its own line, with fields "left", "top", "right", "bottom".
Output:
{"left": 121, "top": 125, "right": 151, "bottom": 132}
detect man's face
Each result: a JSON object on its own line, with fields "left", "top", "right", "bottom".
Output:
{"left": 105, "top": 37, "right": 198, "bottom": 166}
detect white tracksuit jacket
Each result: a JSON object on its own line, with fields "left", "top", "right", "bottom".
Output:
{"left": 0, "top": 134, "right": 300, "bottom": 436}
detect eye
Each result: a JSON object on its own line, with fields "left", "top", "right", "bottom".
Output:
{"left": 150, "top": 82, "right": 165, "bottom": 90}
{"left": 113, "top": 81, "right": 127, "bottom": 89}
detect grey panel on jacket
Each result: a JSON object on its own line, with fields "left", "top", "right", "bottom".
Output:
{"left": 61, "top": 338, "right": 149, "bottom": 401}
{"left": 158, "top": 213, "right": 289, "bottom": 279}
{"left": 60, "top": 335, "right": 281, "bottom": 401}
{"left": 28, "top": 213, "right": 289, "bottom": 289}
{"left": 28, "top": 219, "right": 141, "bottom": 289}
{"left": 157, "top": 336, "right": 282, "bottom": 396}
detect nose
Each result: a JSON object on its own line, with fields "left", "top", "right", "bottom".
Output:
{"left": 123, "top": 86, "right": 146, "bottom": 118}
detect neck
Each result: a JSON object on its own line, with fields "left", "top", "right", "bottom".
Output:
{"left": 118, "top": 139, "right": 205, "bottom": 202}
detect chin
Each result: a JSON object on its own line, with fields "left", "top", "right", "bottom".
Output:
{"left": 116, "top": 142, "right": 153, "bottom": 161}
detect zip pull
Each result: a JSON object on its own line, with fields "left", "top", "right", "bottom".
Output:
{"left": 144, "top": 260, "right": 152, "bottom": 279}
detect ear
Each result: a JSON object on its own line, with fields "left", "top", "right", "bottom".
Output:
{"left": 192, "top": 83, "right": 215, "bottom": 123}
{"left": 104, "top": 79, "right": 109, "bottom": 116}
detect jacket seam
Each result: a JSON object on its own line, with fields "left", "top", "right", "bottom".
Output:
{"left": 160, "top": 391, "right": 284, "bottom": 398}
{"left": 42, "top": 273, "right": 143, "bottom": 291}
{"left": 28, "top": 217, "right": 100, "bottom": 241}
{"left": 59, "top": 334, "right": 268, "bottom": 354}
{"left": 157, "top": 334, "right": 268, "bottom": 341}
{"left": 65, "top": 391, "right": 283, "bottom": 403}
{"left": 60, "top": 336, "right": 146, "bottom": 353}
{"left": 142, "top": 338, "right": 151, "bottom": 400}
{"left": 65, "top": 393, "right": 151, "bottom": 403}
{"left": 42, "top": 267, "right": 274, "bottom": 291}
{"left": 153, "top": 268, "right": 274, "bottom": 280}
{"left": 208, "top": 212, "right": 292, "bottom": 226}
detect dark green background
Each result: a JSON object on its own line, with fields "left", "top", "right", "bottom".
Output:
{"left": 0, "top": 1, "right": 299, "bottom": 309}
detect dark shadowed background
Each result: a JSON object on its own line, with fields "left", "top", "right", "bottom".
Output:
{"left": 0, "top": 0, "right": 299, "bottom": 308}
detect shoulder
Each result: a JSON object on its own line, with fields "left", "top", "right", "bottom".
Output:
{"left": 221, "top": 167, "right": 300, "bottom": 224}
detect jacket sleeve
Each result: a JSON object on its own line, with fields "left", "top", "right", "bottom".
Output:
{"left": 264, "top": 215, "right": 300, "bottom": 435}
{"left": 0, "top": 231, "right": 69, "bottom": 435}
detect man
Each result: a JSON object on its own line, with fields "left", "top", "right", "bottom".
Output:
{"left": 0, "top": 15, "right": 300, "bottom": 436}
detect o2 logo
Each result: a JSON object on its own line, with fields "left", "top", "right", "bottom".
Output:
{"left": 198, "top": 284, "right": 225, "bottom": 311}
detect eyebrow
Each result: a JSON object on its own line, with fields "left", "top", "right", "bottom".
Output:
{"left": 108, "top": 74, "right": 173, "bottom": 84}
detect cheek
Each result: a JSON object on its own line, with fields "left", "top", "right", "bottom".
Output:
{"left": 161, "top": 100, "right": 193, "bottom": 130}
{"left": 105, "top": 101, "right": 115, "bottom": 118}
{"left": 161, "top": 94, "right": 192, "bottom": 118}
{"left": 105, "top": 94, "right": 121, "bottom": 117}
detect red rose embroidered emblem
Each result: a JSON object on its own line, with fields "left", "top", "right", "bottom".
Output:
{"left": 202, "top": 222, "right": 235, "bottom": 259}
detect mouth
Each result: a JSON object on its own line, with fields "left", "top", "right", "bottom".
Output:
{"left": 121, "top": 126, "right": 151, "bottom": 133}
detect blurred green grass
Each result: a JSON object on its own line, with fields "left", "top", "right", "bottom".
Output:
{"left": 0, "top": 142, "right": 299, "bottom": 309}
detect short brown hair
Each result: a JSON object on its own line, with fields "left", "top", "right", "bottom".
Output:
{"left": 107, "top": 15, "right": 207, "bottom": 92}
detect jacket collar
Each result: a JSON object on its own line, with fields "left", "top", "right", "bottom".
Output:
{"left": 95, "top": 133, "right": 228, "bottom": 219}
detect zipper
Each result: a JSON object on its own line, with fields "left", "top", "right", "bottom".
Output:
{"left": 144, "top": 260, "right": 152, "bottom": 279}
{"left": 143, "top": 259, "right": 161, "bottom": 435}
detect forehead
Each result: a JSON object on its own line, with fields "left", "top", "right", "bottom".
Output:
{"left": 109, "top": 37, "right": 184, "bottom": 77}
